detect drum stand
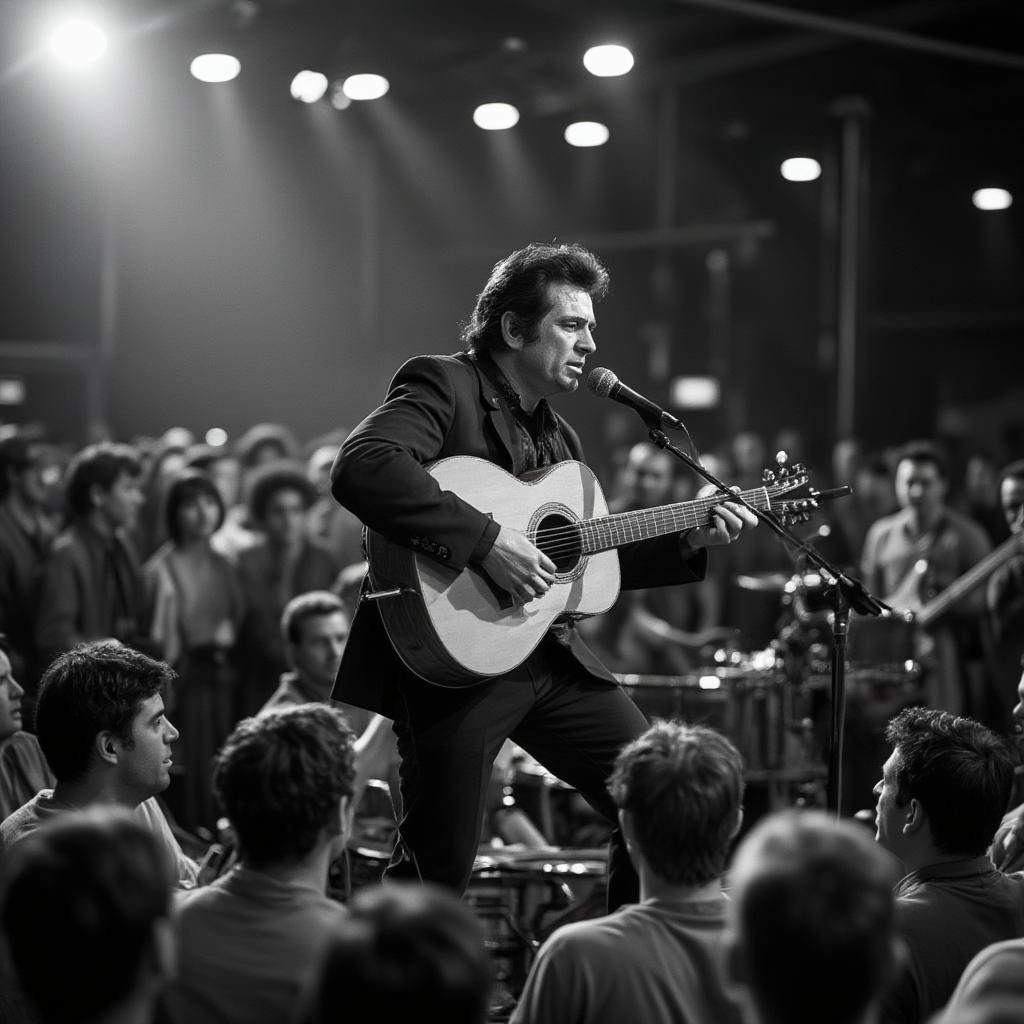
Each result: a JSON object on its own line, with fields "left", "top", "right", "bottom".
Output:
{"left": 645, "top": 425, "right": 890, "bottom": 816}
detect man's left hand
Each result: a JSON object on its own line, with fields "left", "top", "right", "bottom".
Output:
{"left": 683, "top": 488, "right": 760, "bottom": 551}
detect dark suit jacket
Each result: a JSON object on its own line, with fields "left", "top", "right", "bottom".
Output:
{"left": 331, "top": 352, "right": 707, "bottom": 714}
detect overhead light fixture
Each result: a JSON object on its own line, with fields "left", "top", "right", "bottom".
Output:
{"left": 190, "top": 54, "right": 241, "bottom": 83}
{"left": 291, "top": 70, "right": 329, "bottom": 103}
{"left": 780, "top": 157, "right": 821, "bottom": 182}
{"left": 564, "top": 121, "right": 609, "bottom": 147}
{"left": 473, "top": 102, "right": 520, "bottom": 130}
{"left": 342, "top": 73, "right": 389, "bottom": 101}
{"left": 972, "top": 187, "right": 1012, "bottom": 211}
{"left": 48, "top": 18, "right": 108, "bottom": 67}
{"left": 582, "top": 44, "right": 634, "bottom": 77}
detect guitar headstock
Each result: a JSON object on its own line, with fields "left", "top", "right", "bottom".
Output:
{"left": 761, "top": 452, "right": 810, "bottom": 498}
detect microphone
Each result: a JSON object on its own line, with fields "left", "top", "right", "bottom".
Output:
{"left": 586, "top": 367, "right": 684, "bottom": 430}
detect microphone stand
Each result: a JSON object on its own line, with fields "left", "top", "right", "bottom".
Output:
{"left": 642, "top": 423, "right": 890, "bottom": 818}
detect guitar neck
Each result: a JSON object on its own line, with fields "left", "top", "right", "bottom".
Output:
{"left": 579, "top": 485, "right": 771, "bottom": 554}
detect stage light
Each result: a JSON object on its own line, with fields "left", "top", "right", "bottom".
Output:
{"left": 972, "top": 187, "right": 1012, "bottom": 211}
{"left": 780, "top": 157, "right": 821, "bottom": 182}
{"left": 205, "top": 428, "right": 229, "bottom": 447}
{"left": 291, "top": 70, "right": 328, "bottom": 103}
{"left": 342, "top": 73, "right": 389, "bottom": 101}
{"left": 190, "top": 54, "right": 241, "bottom": 83}
{"left": 583, "top": 44, "right": 634, "bottom": 77}
{"left": 473, "top": 102, "right": 520, "bottom": 130}
{"left": 564, "top": 121, "right": 609, "bottom": 147}
{"left": 48, "top": 18, "right": 108, "bottom": 67}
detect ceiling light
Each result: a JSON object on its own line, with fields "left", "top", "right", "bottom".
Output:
{"left": 291, "top": 70, "right": 328, "bottom": 103}
{"left": 190, "top": 54, "right": 241, "bottom": 83}
{"left": 48, "top": 19, "right": 108, "bottom": 67}
{"left": 564, "top": 121, "right": 609, "bottom": 147}
{"left": 583, "top": 44, "right": 634, "bottom": 77}
{"left": 972, "top": 187, "right": 1012, "bottom": 211}
{"left": 473, "top": 103, "right": 520, "bottom": 130}
{"left": 342, "top": 74, "right": 389, "bottom": 101}
{"left": 780, "top": 157, "right": 821, "bottom": 182}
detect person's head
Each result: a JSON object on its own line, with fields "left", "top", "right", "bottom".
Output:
{"left": 620, "top": 442, "right": 677, "bottom": 509}
{"left": 893, "top": 440, "right": 949, "bottom": 519}
{"left": 246, "top": 459, "right": 316, "bottom": 547}
{"left": 63, "top": 441, "right": 144, "bottom": 532}
{"left": 0, "top": 434, "right": 61, "bottom": 508}
{"left": 35, "top": 641, "right": 178, "bottom": 802}
{"left": 306, "top": 444, "right": 337, "bottom": 498}
{"left": 608, "top": 720, "right": 744, "bottom": 887}
{"left": 236, "top": 422, "right": 300, "bottom": 470}
{"left": 213, "top": 703, "right": 356, "bottom": 868}
{"left": 302, "top": 882, "right": 492, "bottom": 1024}
{"left": 0, "top": 806, "right": 173, "bottom": 1024}
{"left": 163, "top": 468, "right": 225, "bottom": 544}
{"left": 726, "top": 809, "right": 898, "bottom": 1024}
{"left": 461, "top": 241, "right": 608, "bottom": 371}
{"left": 0, "top": 637, "right": 25, "bottom": 741}
{"left": 874, "top": 706, "right": 1014, "bottom": 863}
{"left": 184, "top": 443, "right": 242, "bottom": 509}
{"left": 281, "top": 591, "right": 350, "bottom": 690}
{"left": 998, "top": 459, "right": 1024, "bottom": 536}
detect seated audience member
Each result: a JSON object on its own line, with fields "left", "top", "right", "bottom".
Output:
{"left": 159, "top": 703, "right": 356, "bottom": 1024}
{"left": 0, "top": 640, "right": 198, "bottom": 888}
{"left": 300, "top": 882, "right": 492, "bottom": 1024}
{"left": 35, "top": 441, "right": 156, "bottom": 665}
{"left": 510, "top": 720, "right": 747, "bottom": 1024}
{"left": 725, "top": 808, "right": 899, "bottom": 1024}
{"left": 0, "top": 637, "right": 54, "bottom": 821}
{"left": 0, "top": 806, "right": 174, "bottom": 1024}
{"left": 235, "top": 461, "right": 341, "bottom": 719}
{"left": 873, "top": 706, "right": 1024, "bottom": 1024}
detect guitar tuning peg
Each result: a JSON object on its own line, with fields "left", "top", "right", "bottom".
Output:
{"left": 762, "top": 468, "right": 776, "bottom": 484}
{"left": 775, "top": 450, "right": 789, "bottom": 467}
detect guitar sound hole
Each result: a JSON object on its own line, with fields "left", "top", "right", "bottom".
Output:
{"left": 534, "top": 514, "right": 582, "bottom": 574}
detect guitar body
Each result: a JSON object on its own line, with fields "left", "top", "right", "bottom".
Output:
{"left": 366, "top": 458, "right": 621, "bottom": 687}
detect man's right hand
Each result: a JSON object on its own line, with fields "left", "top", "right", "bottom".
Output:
{"left": 480, "top": 527, "right": 557, "bottom": 604}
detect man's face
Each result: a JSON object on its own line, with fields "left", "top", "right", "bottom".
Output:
{"left": 0, "top": 650, "right": 24, "bottom": 741}
{"left": 625, "top": 446, "right": 675, "bottom": 509}
{"left": 1001, "top": 476, "right": 1024, "bottom": 535}
{"left": 873, "top": 749, "right": 907, "bottom": 856}
{"left": 512, "top": 283, "right": 596, "bottom": 404}
{"left": 12, "top": 445, "right": 62, "bottom": 509}
{"left": 261, "top": 488, "right": 308, "bottom": 547}
{"left": 117, "top": 693, "right": 179, "bottom": 799}
{"left": 289, "top": 611, "right": 350, "bottom": 689}
{"left": 894, "top": 459, "right": 946, "bottom": 519}
{"left": 94, "top": 471, "right": 144, "bottom": 532}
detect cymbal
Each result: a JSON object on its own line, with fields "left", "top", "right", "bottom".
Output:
{"left": 734, "top": 572, "right": 791, "bottom": 593}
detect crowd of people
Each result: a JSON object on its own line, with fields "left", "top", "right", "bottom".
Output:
{"left": 2, "top": 238, "right": 1024, "bottom": 1023}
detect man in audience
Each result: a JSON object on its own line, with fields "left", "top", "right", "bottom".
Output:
{"left": 0, "top": 639, "right": 197, "bottom": 887}
{"left": 34, "top": 441, "right": 156, "bottom": 666}
{"left": 510, "top": 720, "right": 747, "bottom": 1024}
{"left": 872, "top": 706, "right": 1024, "bottom": 1024}
{"left": 725, "top": 808, "right": 899, "bottom": 1024}
{"left": 160, "top": 702, "right": 356, "bottom": 1024}
{"left": 0, "top": 806, "right": 174, "bottom": 1024}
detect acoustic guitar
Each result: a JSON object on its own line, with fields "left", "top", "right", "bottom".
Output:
{"left": 365, "top": 456, "right": 814, "bottom": 687}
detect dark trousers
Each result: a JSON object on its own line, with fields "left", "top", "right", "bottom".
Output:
{"left": 385, "top": 634, "right": 650, "bottom": 910}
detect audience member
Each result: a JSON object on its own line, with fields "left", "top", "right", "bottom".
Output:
{"left": 145, "top": 468, "right": 245, "bottom": 833}
{"left": 300, "top": 881, "right": 492, "bottom": 1024}
{"left": 134, "top": 432, "right": 189, "bottom": 560}
{"left": 0, "top": 806, "right": 175, "bottom": 1024}
{"left": 934, "top": 936, "right": 1024, "bottom": 1024}
{"left": 0, "top": 637, "right": 54, "bottom": 821}
{"left": 988, "top": 660, "right": 1024, "bottom": 873}
{"left": 184, "top": 442, "right": 255, "bottom": 561}
{"left": 235, "top": 460, "right": 341, "bottom": 718}
{"left": 0, "top": 639, "right": 198, "bottom": 888}
{"left": 34, "top": 442, "right": 157, "bottom": 666}
{"left": 305, "top": 439, "right": 365, "bottom": 570}
{"left": 872, "top": 706, "right": 1024, "bottom": 1024}
{"left": 159, "top": 703, "right": 356, "bottom": 1024}
{"left": 725, "top": 808, "right": 899, "bottom": 1024}
{"left": 510, "top": 720, "right": 747, "bottom": 1024}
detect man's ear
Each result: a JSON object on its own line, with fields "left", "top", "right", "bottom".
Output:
{"left": 903, "top": 797, "right": 925, "bottom": 835}
{"left": 729, "top": 807, "right": 745, "bottom": 842}
{"left": 95, "top": 731, "right": 120, "bottom": 767}
{"left": 500, "top": 311, "right": 525, "bottom": 350}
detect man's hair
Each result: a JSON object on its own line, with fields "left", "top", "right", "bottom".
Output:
{"left": 281, "top": 590, "right": 347, "bottom": 647}
{"left": 302, "top": 882, "right": 492, "bottom": 1024}
{"left": 728, "top": 809, "right": 897, "bottom": 1024}
{"left": 213, "top": 703, "right": 356, "bottom": 866}
{"left": 998, "top": 458, "right": 1024, "bottom": 490}
{"left": 607, "top": 719, "right": 744, "bottom": 887}
{"left": 163, "top": 468, "right": 226, "bottom": 544}
{"left": 894, "top": 439, "right": 948, "bottom": 481}
{"left": 63, "top": 442, "right": 142, "bottom": 518}
{"left": 460, "top": 241, "right": 610, "bottom": 356}
{"left": 35, "top": 641, "right": 174, "bottom": 784}
{"left": 0, "top": 806, "right": 172, "bottom": 1024}
{"left": 245, "top": 459, "right": 316, "bottom": 524}
{"left": 884, "top": 706, "right": 1014, "bottom": 857}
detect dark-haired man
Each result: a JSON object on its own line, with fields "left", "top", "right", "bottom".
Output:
{"left": 331, "top": 242, "right": 758, "bottom": 910}
{"left": 872, "top": 706, "right": 1024, "bottom": 1024}
{"left": 0, "top": 639, "right": 197, "bottom": 888}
